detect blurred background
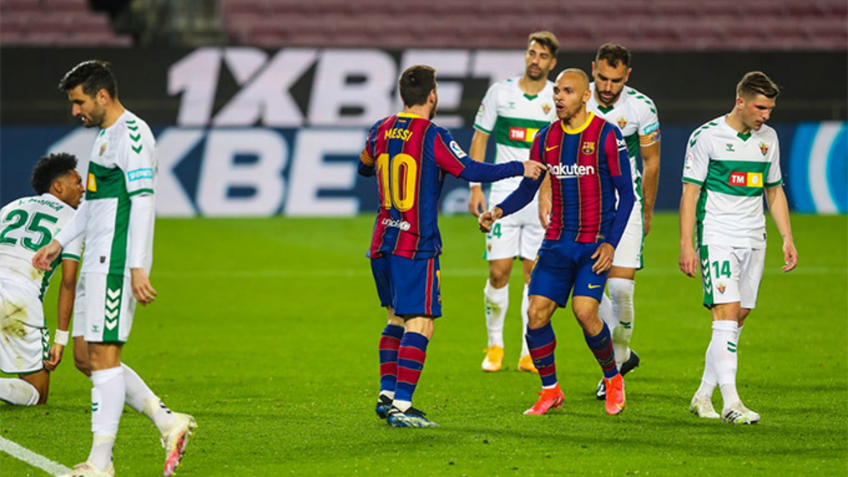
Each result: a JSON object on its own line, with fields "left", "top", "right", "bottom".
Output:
{"left": 1, "top": 0, "right": 846, "bottom": 215}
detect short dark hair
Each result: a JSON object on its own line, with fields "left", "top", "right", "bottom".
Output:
{"left": 595, "top": 43, "right": 631, "bottom": 69}
{"left": 58, "top": 59, "right": 118, "bottom": 99}
{"left": 31, "top": 153, "right": 78, "bottom": 195}
{"left": 528, "top": 31, "right": 559, "bottom": 57}
{"left": 737, "top": 71, "right": 780, "bottom": 99}
{"left": 398, "top": 65, "right": 436, "bottom": 108}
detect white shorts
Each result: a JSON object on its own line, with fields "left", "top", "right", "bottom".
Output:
{"left": 699, "top": 245, "right": 765, "bottom": 309}
{"left": 0, "top": 280, "right": 48, "bottom": 374}
{"left": 72, "top": 273, "right": 135, "bottom": 343}
{"left": 485, "top": 188, "right": 544, "bottom": 261}
{"left": 612, "top": 197, "right": 644, "bottom": 269}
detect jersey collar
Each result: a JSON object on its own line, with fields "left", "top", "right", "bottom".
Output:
{"left": 561, "top": 112, "right": 595, "bottom": 134}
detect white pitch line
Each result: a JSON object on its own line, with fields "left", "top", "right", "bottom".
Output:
{"left": 0, "top": 435, "right": 71, "bottom": 476}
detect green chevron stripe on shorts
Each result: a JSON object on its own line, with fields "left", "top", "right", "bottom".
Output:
{"left": 104, "top": 274, "right": 125, "bottom": 342}
{"left": 700, "top": 245, "right": 714, "bottom": 307}
{"left": 41, "top": 328, "right": 49, "bottom": 361}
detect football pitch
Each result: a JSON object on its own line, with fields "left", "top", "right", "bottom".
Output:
{"left": 2, "top": 213, "right": 846, "bottom": 476}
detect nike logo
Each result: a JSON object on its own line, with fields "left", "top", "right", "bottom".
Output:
{"left": 588, "top": 284, "right": 601, "bottom": 289}
{"left": 545, "top": 145, "right": 559, "bottom": 152}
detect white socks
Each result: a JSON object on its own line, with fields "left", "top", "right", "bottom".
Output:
{"left": 602, "top": 278, "right": 635, "bottom": 367}
{"left": 520, "top": 284, "right": 530, "bottom": 357}
{"left": 0, "top": 378, "right": 40, "bottom": 406}
{"left": 484, "top": 280, "right": 508, "bottom": 348}
{"left": 705, "top": 320, "right": 741, "bottom": 409}
{"left": 122, "top": 364, "right": 176, "bottom": 434}
{"left": 89, "top": 366, "right": 125, "bottom": 469}
{"left": 696, "top": 322, "right": 744, "bottom": 400}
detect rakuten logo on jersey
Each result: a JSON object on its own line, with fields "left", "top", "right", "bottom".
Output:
{"left": 382, "top": 218, "right": 412, "bottom": 231}
{"left": 549, "top": 164, "right": 596, "bottom": 179}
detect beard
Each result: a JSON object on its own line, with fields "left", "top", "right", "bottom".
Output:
{"left": 597, "top": 89, "right": 622, "bottom": 106}
{"left": 526, "top": 66, "right": 545, "bottom": 81}
{"left": 82, "top": 109, "right": 106, "bottom": 128}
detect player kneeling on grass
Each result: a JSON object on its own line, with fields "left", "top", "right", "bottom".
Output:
{"left": 0, "top": 153, "right": 83, "bottom": 406}
{"left": 361, "top": 65, "right": 546, "bottom": 428}
{"left": 680, "top": 71, "right": 797, "bottom": 425}
{"left": 479, "top": 69, "right": 634, "bottom": 416}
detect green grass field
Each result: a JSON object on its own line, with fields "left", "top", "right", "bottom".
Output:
{"left": 2, "top": 213, "right": 846, "bottom": 476}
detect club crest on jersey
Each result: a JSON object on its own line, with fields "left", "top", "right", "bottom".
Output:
{"left": 99, "top": 141, "right": 108, "bottom": 156}
{"left": 717, "top": 282, "right": 726, "bottom": 294}
{"left": 617, "top": 116, "right": 628, "bottom": 129}
{"left": 759, "top": 142, "right": 769, "bottom": 156}
{"left": 582, "top": 141, "right": 595, "bottom": 155}
{"left": 542, "top": 103, "right": 552, "bottom": 115}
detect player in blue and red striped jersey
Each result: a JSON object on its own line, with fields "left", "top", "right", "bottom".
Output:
{"left": 359, "top": 65, "right": 546, "bottom": 428}
{"left": 479, "top": 68, "right": 635, "bottom": 416}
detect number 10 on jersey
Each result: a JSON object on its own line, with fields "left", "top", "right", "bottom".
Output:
{"left": 377, "top": 153, "right": 418, "bottom": 212}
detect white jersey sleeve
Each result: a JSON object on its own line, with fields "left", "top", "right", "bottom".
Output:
{"left": 765, "top": 133, "right": 783, "bottom": 186}
{"left": 683, "top": 125, "right": 713, "bottom": 185}
{"left": 637, "top": 101, "right": 661, "bottom": 147}
{"left": 61, "top": 234, "right": 83, "bottom": 262}
{"left": 473, "top": 83, "right": 500, "bottom": 134}
{"left": 122, "top": 119, "right": 157, "bottom": 197}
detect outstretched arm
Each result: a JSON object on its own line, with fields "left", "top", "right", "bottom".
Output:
{"left": 479, "top": 172, "right": 547, "bottom": 232}
{"left": 467, "top": 130, "right": 489, "bottom": 216}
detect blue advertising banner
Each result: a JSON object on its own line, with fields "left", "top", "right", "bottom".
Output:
{"left": 1, "top": 123, "right": 844, "bottom": 216}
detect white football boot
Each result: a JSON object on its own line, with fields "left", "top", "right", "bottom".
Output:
{"left": 690, "top": 395, "right": 721, "bottom": 419}
{"left": 721, "top": 402, "right": 760, "bottom": 424}
{"left": 161, "top": 412, "right": 197, "bottom": 476}
{"left": 59, "top": 462, "right": 115, "bottom": 477}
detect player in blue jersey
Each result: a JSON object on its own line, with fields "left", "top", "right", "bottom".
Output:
{"left": 479, "top": 69, "right": 635, "bottom": 416}
{"left": 359, "top": 65, "right": 546, "bottom": 428}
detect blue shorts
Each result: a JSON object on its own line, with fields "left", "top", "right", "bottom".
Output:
{"left": 371, "top": 255, "right": 442, "bottom": 318}
{"left": 528, "top": 239, "right": 609, "bottom": 308}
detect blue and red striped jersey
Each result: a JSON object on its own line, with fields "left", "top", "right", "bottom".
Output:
{"left": 360, "top": 113, "right": 472, "bottom": 260}
{"left": 532, "top": 113, "right": 633, "bottom": 244}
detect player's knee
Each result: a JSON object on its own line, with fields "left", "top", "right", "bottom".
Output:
{"left": 488, "top": 261, "right": 512, "bottom": 288}
{"left": 488, "top": 272, "right": 509, "bottom": 289}
{"left": 74, "top": 355, "right": 92, "bottom": 376}
{"left": 526, "top": 305, "right": 551, "bottom": 329}
{"left": 607, "top": 278, "right": 635, "bottom": 304}
{"left": 35, "top": 387, "right": 49, "bottom": 405}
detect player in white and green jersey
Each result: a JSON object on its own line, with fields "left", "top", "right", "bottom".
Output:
{"left": 680, "top": 71, "right": 797, "bottom": 425}
{"left": 0, "top": 153, "right": 83, "bottom": 406}
{"left": 468, "top": 31, "right": 558, "bottom": 373}
{"left": 34, "top": 60, "right": 195, "bottom": 477}
{"left": 584, "top": 44, "right": 661, "bottom": 400}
